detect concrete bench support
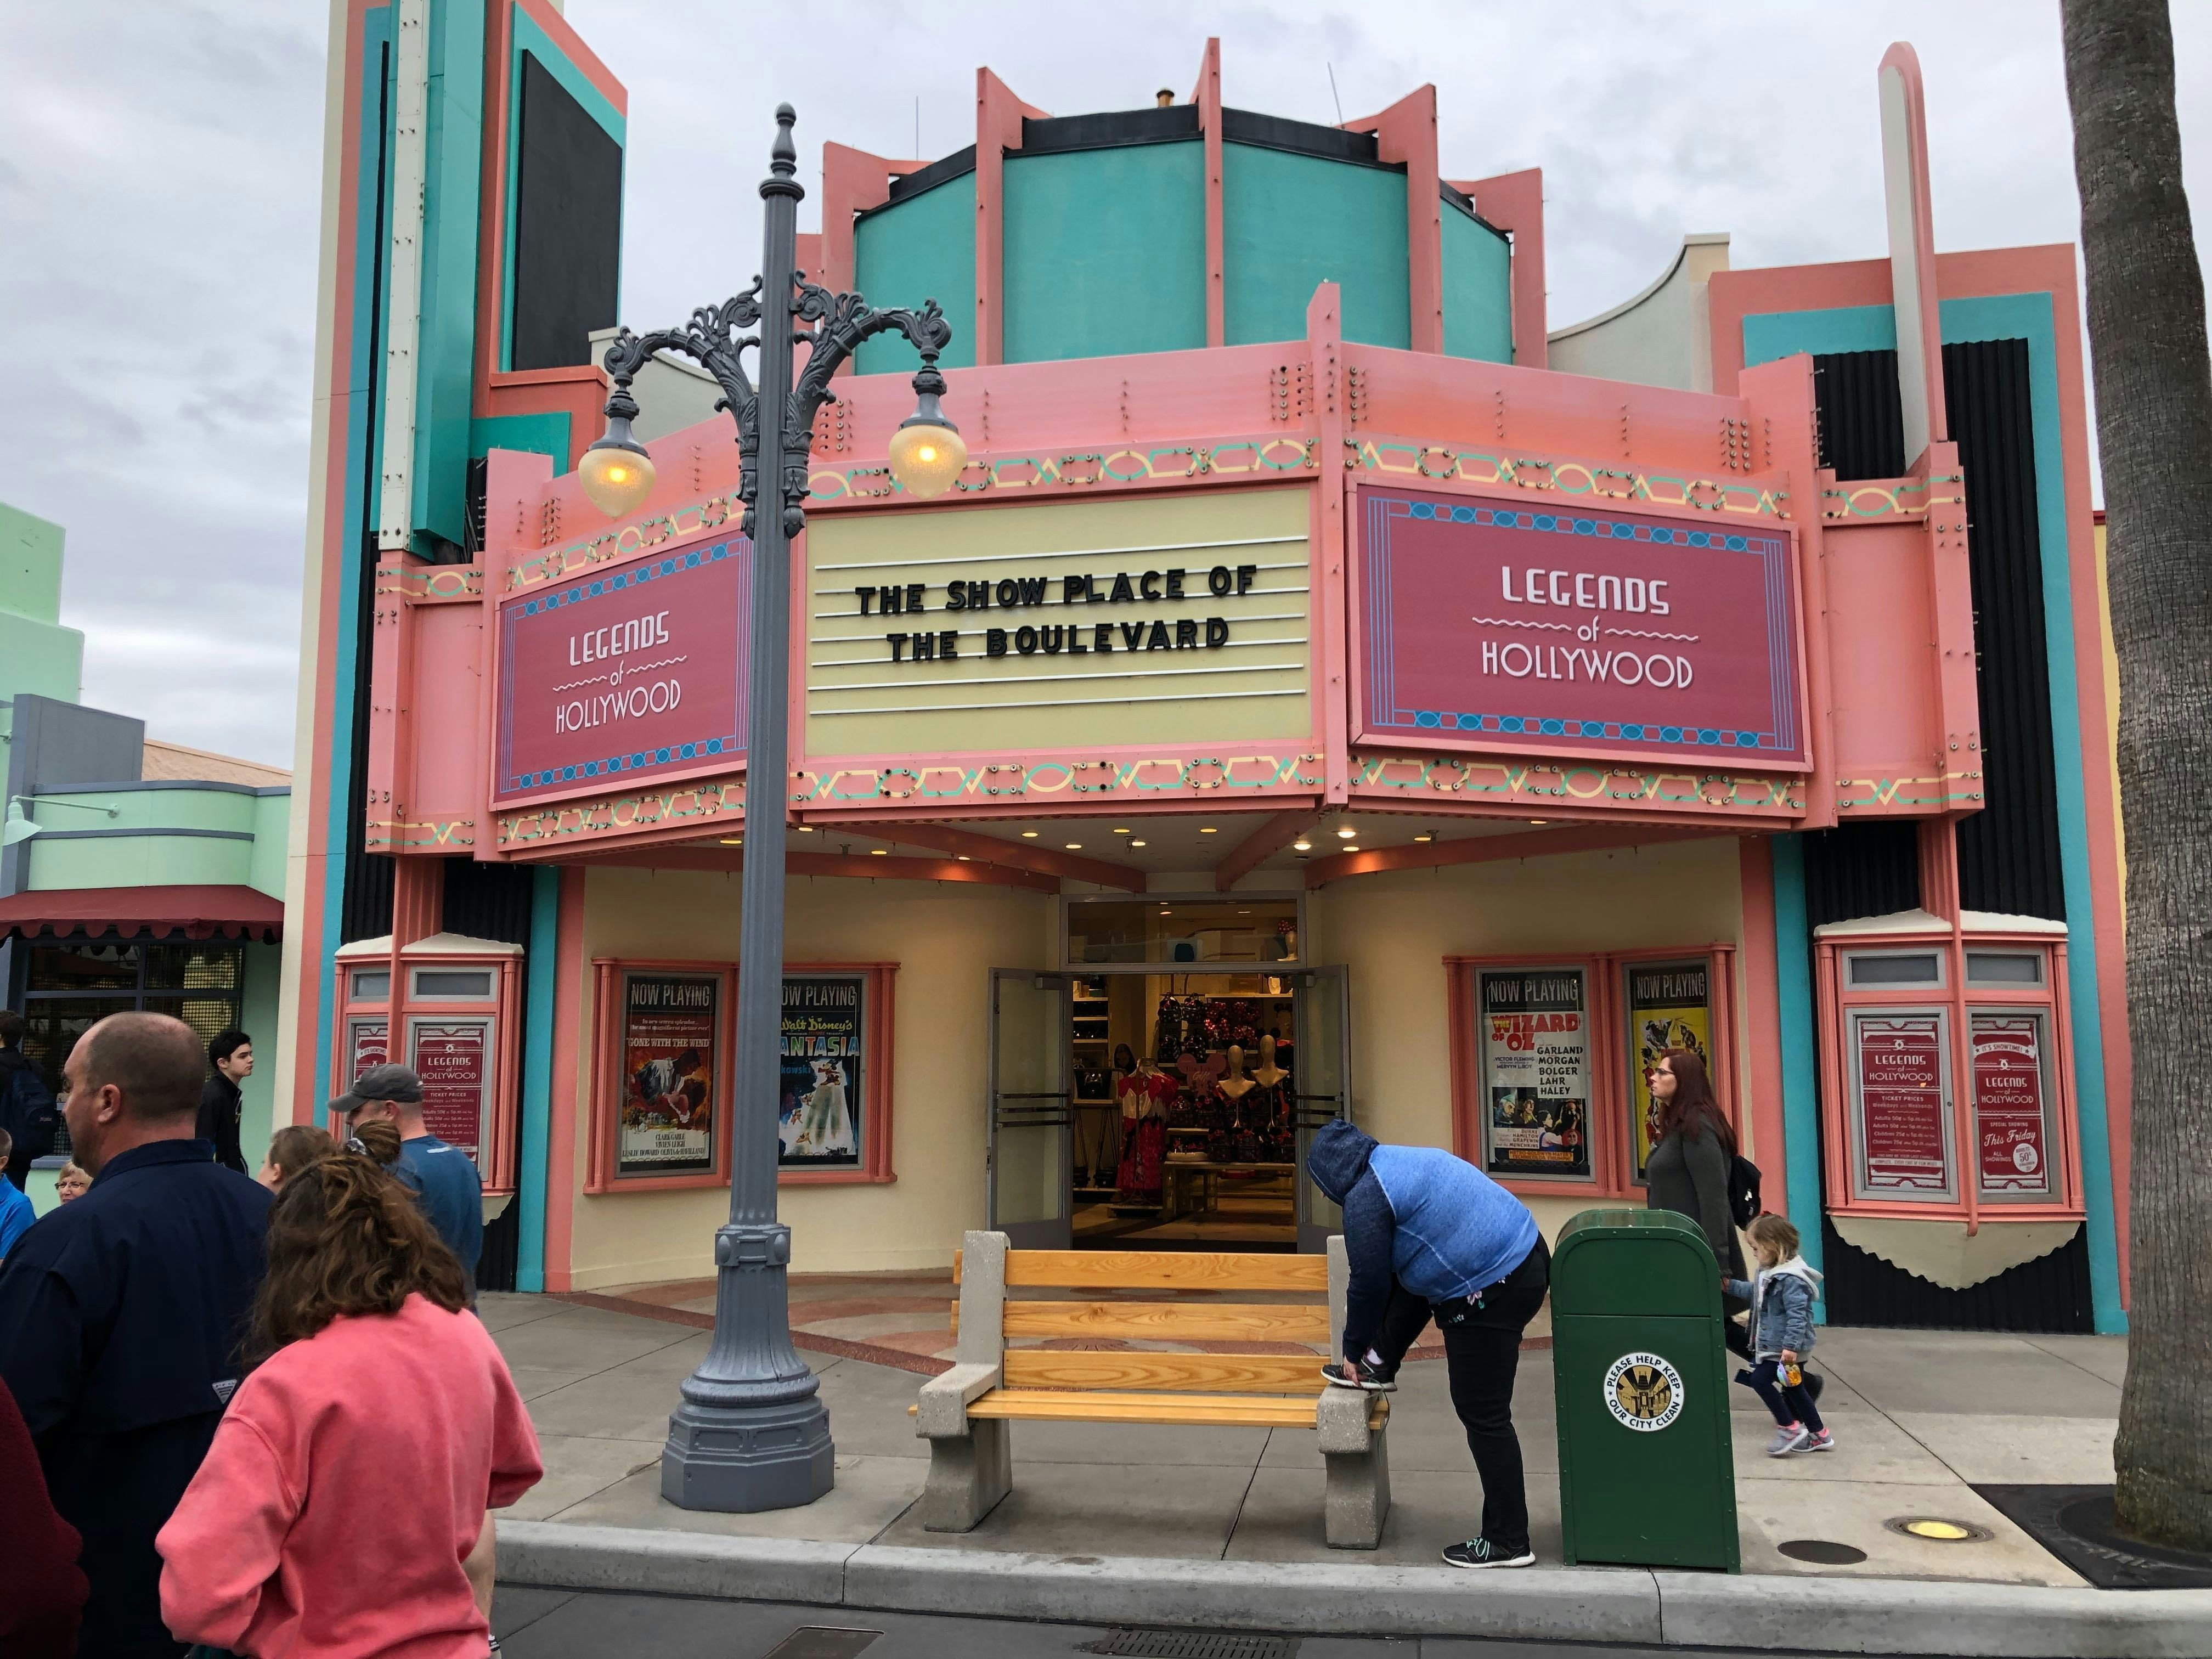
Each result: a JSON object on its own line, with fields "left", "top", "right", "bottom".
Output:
{"left": 1319, "top": 1233, "right": 1391, "bottom": 1549}
{"left": 917, "top": 1229, "right": 1009, "bottom": 1532}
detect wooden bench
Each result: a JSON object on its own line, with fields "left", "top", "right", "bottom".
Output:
{"left": 912, "top": 1231, "right": 1390, "bottom": 1549}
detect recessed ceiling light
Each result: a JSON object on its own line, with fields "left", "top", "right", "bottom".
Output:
{"left": 1344, "top": 844, "right": 1360, "bottom": 853}
{"left": 1065, "top": 842, "right": 1083, "bottom": 850}
{"left": 797, "top": 825, "right": 815, "bottom": 833}
{"left": 1238, "top": 910, "right": 1251, "bottom": 915}
{"left": 1336, "top": 826, "right": 1357, "bottom": 839}
{"left": 1114, "top": 827, "right": 1131, "bottom": 834}
{"left": 1199, "top": 826, "right": 1217, "bottom": 834}
{"left": 1021, "top": 831, "right": 1039, "bottom": 838}
{"left": 1413, "top": 833, "right": 1433, "bottom": 843}
{"left": 1292, "top": 838, "right": 1312, "bottom": 851}
{"left": 1130, "top": 839, "right": 1147, "bottom": 847}
{"left": 1529, "top": 819, "right": 1547, "bottom": 825}
{"left": 956, "top": 854, "right": 969, "bottom": 861}
{"left": 720, "top": 837, "right": 743, "bottom": 845}
{"left": 869, "top": 848, "right": 888, "bottom": 856}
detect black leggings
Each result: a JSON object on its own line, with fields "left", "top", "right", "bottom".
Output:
{"left": 1367, "top": 1237, "right": 1551, "bottom": 1554}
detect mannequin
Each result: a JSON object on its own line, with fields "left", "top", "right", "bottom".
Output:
{"left": 1116, "top": 1055, "right": 1171, "bottom": 1201}
{"left": 1216, "top": 1044, "right": 1257, "bottom": 1105}
{"left": 1251, "top": 1034, "right": 1288, "bottom": 1092}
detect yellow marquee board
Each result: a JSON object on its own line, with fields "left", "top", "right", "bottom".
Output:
{"left": 804, "top": 487, "right": 1312, "bottom": 757}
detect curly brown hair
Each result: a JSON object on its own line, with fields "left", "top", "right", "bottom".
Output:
{"left": 244, "top": 1139, "right": 466, "bottom": 1367}
{"left": 263, "top": 1121, "right": 402, "bottom": 1187}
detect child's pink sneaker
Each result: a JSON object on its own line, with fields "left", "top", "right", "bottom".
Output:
{"left": 1802, "top": 1428, "right": 1836, "bottom": 1452}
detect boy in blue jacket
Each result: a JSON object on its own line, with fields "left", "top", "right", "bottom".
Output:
{"left": 1305, "top": 1119, "right": 1549, "bottom": 1569}
{"left": 1723, "top": 1212, "right": 1833, "bottom": 1455}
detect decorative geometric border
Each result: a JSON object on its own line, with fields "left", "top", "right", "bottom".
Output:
{"left": 793, "top": 752, "right": 1324, "bottom": 807}
{"left": 1820, "top": 472, "right": 1964, "bottom": 522}
{"left": 1362, "top": 492, "right": 1805, "bottom": 765}
{"left": 1352, "top": 753, "right": 1805, "bottom": 815}
{"left": 1835, "top": 770, "right": 1982, "bottom": 811}
{"left": 1345, "top": 438, "right": 1788, "bottom": 519}
{"left": 496, "top": 543, "right": 747, "bottom": 800}
{"left": 496, "top": 777, "right": 747, "bottom": 849}
{"left": 376, "top": 565, "right": 483, "bottom": 602}
{"left": 365, "top": 816, "right": 476, "bottom": 850}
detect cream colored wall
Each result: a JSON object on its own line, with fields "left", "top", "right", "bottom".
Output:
{"left": 1305, "top": 834, "right": 1749, "bottom": 1249}
{"left": 568, "top": 865, "right": 1054, "bottom": 1286}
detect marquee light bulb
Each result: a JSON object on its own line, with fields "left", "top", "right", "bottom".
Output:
{"left": 1336, "top": 826, "right": 1357, "bottom": 839}
{"left": 1292, "top": 838, "right": 1312, "bottom": 851}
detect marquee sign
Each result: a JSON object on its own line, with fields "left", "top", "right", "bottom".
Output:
{"left": 1353, "top": 486, "right": 1809, "bottom": 769}
{"left": 494, "top": 540, "right": 751, "bottom": 805}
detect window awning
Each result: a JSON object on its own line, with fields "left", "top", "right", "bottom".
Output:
{"left": 0, "top": 885, "right": 284, "bottom": 944}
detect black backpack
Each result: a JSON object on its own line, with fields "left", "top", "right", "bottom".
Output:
{"left": 1726, "top": 1152, "right": 1763, "bottom": 1231}
{"left": 0, "top": 1052, "right": 60, "bottom": 1164}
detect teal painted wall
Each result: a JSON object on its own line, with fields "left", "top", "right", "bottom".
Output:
{"left": 854, "top": 174, "right": 978, "bottom": 376}
{"left": 471, "top": 411, "right": 572, "bottom": 470}
{"left": 1441, "top": 206, "right": 1512, "bottom": 363}
{"left": 239, "top": 939, "right": 281, "bottom": 1173}
{"left": 0, "top": 501, "right": 83, "bottom": 708}
{"left": 1223, "top": 143, "right": 1408, "bottom": 349}
{"left": 409, "top": 0, "right": 486, "bottom": 552}
{"left": 1004, "top": 143, "right": 1206, "bottom": 362}
{"left": 18, "top": 785, "right": 289, "bottom": 898}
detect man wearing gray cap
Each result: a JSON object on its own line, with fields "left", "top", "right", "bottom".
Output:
{"left": 332, "top": 1063, "right": 483, "bottom": 1289}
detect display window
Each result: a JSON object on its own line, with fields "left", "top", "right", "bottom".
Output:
{"left": 1814, "top": 923, "right": 2081, "bottom": 1223}
{"left": 585, "top": 959, "right": 896, "bottom": 1192}
{"left": 1447, "top": 946, "right": 1737, "bottom": 1198}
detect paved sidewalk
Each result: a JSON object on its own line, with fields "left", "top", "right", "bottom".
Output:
{"left": 484, "top": 1291, "right": 2125, "bottom": 1587}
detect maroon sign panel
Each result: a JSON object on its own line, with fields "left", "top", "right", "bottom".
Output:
{"left": 1972, "top": 1015, "right": 2050, "bottom": 1194}
{"left": 410, "top": 1019, "right": 488, "bottom": 1167}
{"left": 1356, "top": 486, "right": 1808, "bottom": 769}
{"left": 1856, "top": 1014, "right": 1950, "bottom": 1194}
{"left": 496, "top": 540, "right": 749, "bottom": 805}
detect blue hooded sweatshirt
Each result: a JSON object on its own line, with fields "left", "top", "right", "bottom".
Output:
{"left": 1306, "top": 1119, "right": 1540, "bottom": 1356}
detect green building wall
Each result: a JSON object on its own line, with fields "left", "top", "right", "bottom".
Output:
{"left": 0, "top": 501, "right": 84, "bottom": 710}
{"left": 1004, "top": 143, "right": 1207, "bottom": 363}
{"left": 1442, "top": 205, "right": 1514, "bottom": 363}
{"left": 1223, "top": 143, "right": 1409, "bottom": 349}
{"left": 855, "top": 173, "right": 978, "bottom": 375}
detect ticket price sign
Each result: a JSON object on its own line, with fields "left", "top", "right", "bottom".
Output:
{"left": 617, "top": 973, "right": 721, "bottom": 1178}
{"left": 780, "top": 974, "right": 866, "bottom": 1167}
{"left": 409, "top": 1019, "right": 491, "bottom": 1169}
{"left": 1972, "top": 1015, "right": 2051, "bottom": 1197}
{"left": 347, "top": 1017, "right": 388, "bottom": 1081}
{"left": 1625, "top": 960, "right": 1713, "bottom": 1181}
{"left": 1480, "top": 969, "right": 1592, "bottom": 1179}
{"left": 1853, "top": 1013, "right": 1953, "bottom": 1198}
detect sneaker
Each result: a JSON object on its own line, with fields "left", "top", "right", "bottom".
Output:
{"left": 1322, "top": 1358, "right": 1398, "bottom": 1392}
{"left": 1766, "top": 1423, "right": 1810, "bottom": 1457}
{"left": 1801, "top": 1428, "right": 1836, "bottom": 1452}
{"left": 1442, "top": 1537, "right": 1535, "bottom": 1570}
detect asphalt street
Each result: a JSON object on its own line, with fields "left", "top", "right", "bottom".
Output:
{"left": 492, "top": 1588, "right": 1842, "bottom": 1659}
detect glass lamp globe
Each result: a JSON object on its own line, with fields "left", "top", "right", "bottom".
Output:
{"left": 579, "top": 431, "right": 657, "bottom": 517}
{"left": 887, "top": 420, "right": 968, "bottom": 500}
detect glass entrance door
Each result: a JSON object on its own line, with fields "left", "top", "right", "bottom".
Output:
{"left": 1292, "top": 966, "right": 1351, "bottom": 1253}
{"left": 988, "top": 969, "right": 1073, "bottom": 1250}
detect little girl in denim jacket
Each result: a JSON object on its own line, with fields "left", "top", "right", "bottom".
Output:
{"left": 1723, "top": 1212, "right": 1833, "bottom": 1455}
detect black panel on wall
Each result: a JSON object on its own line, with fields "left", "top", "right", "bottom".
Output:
{"left": 442, "top": 857, "right": 536, "bottom": 947}
{"left": 1798, "top": 820, "right": 1920, "bottom": 929}
{"left": 1812, "top": 349, "right": 1906, "bottom": 481}
{"left": 1944, "top": 338, "right": 2067, "bottom": 921}
{"left": 511, "top": 53, "right": 622, "bottom": 372}
{"left": 1821, "top": 1216, "right": 2094, "bottom": 1333}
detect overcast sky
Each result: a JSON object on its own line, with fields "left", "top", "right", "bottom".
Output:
{"left": 1, "top": 2, "right": 2206, "bottom": 769}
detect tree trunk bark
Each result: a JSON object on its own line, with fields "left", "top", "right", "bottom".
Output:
{"left": 2061, "top": 0, "right": 2212, "bottom": 1552}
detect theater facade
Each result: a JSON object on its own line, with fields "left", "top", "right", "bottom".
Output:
{"left": 285, "top": 5, "right": 2128, "bottom": 1334}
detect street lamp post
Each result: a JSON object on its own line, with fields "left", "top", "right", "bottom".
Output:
{"left": 577, "top": 104, "right": 965, "bottom": 1513}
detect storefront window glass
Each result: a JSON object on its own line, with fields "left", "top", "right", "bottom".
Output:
{"left": 1847, "top": 951, "right": 1943, "bottom": 988}
{"left": 26, "top": 942, "right": 141, "bottom": 993}
{"left": 1065, "top": 898, "right": 1299, "bottom": 966}
{"left": 1966, "top": 950, "right": 2043, "bottom": 986}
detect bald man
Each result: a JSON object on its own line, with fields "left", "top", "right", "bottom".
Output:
{"left": 0, "top": 1012, "right": 272, "bottom": 1659}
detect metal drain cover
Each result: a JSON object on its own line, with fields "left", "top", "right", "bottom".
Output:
{"left": 1778, "top": 1538, "right": 1869, "bottom": 1565}
{"left": 1085, "top": 1632, "right": 1299, "bottom": 1659}
{"left": 761, "top": 1628, "right": 883, "bottom": 1659}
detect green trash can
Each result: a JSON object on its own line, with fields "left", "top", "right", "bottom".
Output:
{"left": 1550, "top": 1207, "right": 1739, "bottom": 1572}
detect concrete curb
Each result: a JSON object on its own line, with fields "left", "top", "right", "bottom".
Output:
{"left": 497, "top": 1522, "right": 2212, "bottom": 1657}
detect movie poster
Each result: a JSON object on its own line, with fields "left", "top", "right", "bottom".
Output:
{"left": 617, "top": 974, "right": 720, "bottom": 1177}
{"left": 1625, "top": 960, "right": 1713, "bottom": 1180}
{"left": 1480, "top": 968, "right": 1591, "bottom": 1178}
{"left": 780, "top": 974, "right": 865, "bottom": 1166}
{"left": 348, "top": 1017, "right": 388, "bottom": 1080}
{"left": 1854, "top": 1013, "right": 1951, "bottom": 1195}
{"left": 1972, "top": 1014, "right": 2051, "bottom": 1196}
{"left": 409, "top": 1019, "right": 489, "bottom": 1169}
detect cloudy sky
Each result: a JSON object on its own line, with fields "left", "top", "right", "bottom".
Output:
{"left": 1, "top": 1, "right": 2206, "bottom": 769}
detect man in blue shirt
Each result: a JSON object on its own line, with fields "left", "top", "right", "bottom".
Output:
{"left": 1306, "top": 1119, "right": 1549, "bottom": 1571}
{"left": 334, "top": 1063, "right": 483, "bottom": 1286}
{"left": 0, "top": 1127, "right": 34, "bottom": 1256}
{"left": 0, "top": 1011, "right": 272, "bottom": 1659}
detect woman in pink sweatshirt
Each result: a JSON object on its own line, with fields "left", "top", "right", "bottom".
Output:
{"left": 157, "top": 1139, "right": 541, "bottom": 1658}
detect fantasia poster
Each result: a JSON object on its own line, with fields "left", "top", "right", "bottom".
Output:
{"left": 780, "top": 974, "right": 865, "bottom": 1166}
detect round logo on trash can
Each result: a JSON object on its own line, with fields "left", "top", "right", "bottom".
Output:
{"left": 1603, "top": 1351, "right": 1684, "bottom": 1431}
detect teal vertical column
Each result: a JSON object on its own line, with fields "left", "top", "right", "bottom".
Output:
{"left": 515, "top": 865, "right": 560, "bottom": 1292}
{"left": 1770, "top": 834, "right": 1825, "bottom": 1317}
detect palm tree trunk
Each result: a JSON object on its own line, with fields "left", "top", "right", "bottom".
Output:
{"left": 2061, "top": 0, "right": 2212, "bottom": 1552}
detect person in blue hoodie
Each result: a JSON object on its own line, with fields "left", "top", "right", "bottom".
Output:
{"left": 1305, "top": 1118, "right": 1549, "bottom": 1569}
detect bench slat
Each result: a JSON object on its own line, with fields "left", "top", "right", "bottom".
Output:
{"left": 998, "top": 1300, "right": 1330, "bottom": 1342}
{"left": 1002, "top": 1350, "right": 1329, "bottom": 1394}
{"left": 964, "top": 1250, "right": 1328, "bottom": 1291}
{"left": 960, "top": 1389, "right": 1386, "bottom": 1430}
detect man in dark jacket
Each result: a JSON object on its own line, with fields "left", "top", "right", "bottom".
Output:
{"left": 194, "top": 1027, "right": 254, "bottom": 1175}
{"left": 0, "top": 1012, "right": 272, "bottom": 1659}
{"left": 1307, "top": 1119, "right": 1549, "bottom": 1570}
{"left": 0, "top": 1011, "right": 61, "bottom": 1190}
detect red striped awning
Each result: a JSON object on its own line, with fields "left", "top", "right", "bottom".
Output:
{"left": 0, "top": 885, "right": 284, "bottom": 944}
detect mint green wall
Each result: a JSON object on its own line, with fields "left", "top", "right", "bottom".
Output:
{"left": 0, "top": 501, "right": 83, "bottom": 708}
{"left": 855, "top": 174, "right": 978, "bottom": 375}
{"left": 1004, "top": 143, "right": 1206, "bottom": 363}
{"left": 1223, "top": 144, "right": 1409, "bottom": 349}
{"left": 471, "top": 411, "right": 572, "bottom": 469}
{"left": 250, "top": 792, "right": 291, "bottom": 897}
{"left": 19, "top": 785, "right": 289, "bottom": 896}
{"left": 238, "top": 939, "right": 281, "bottom": 1169}
{"left": 1442, "top": 206, "right": 1513, "bottom": 363}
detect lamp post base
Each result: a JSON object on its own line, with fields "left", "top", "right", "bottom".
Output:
{"left": 661, "top": 1394, "right": 834, "bottom": 1513}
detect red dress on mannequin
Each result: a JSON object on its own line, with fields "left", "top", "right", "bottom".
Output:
{"left": 1115, "top": 1069, "right": 1173, "bottom": 1200}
